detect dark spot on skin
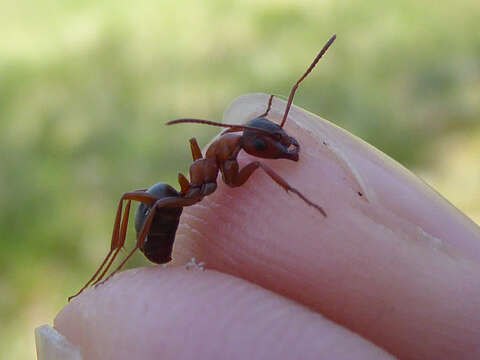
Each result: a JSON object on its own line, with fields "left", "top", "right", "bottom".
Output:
{"left": 358, "top": 192, "right": 363, "bottom": 196}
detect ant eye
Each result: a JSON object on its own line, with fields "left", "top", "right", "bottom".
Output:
{"left": 253, "top": 138, "right": 266, "bottom": 151}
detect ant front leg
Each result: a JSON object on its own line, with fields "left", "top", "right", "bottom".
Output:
{"left": 225, "top": 160, "right": 327, "bottom": 217}
{"left": 257, "top": 94, "right": 275, "bottom": 118}
{"left": 220, "top": 95, "right": 275, "bottom": 136}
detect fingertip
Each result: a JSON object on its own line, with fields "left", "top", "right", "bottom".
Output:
{"left": 173, "top": 94, "right": 480, "bottom": 359}
{"left": 223, "top": 93, "right": 480, "bottom": 258}
{"left": 55, "top": 267, "right": 394, "bottom": 360}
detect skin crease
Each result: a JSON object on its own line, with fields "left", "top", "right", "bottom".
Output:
{"left": 55, "top": 94, "right": 480, "bottom": 360}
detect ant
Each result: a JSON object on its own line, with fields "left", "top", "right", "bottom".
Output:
{"left": 69, "top": 34, "right": 336, "bottom": 301}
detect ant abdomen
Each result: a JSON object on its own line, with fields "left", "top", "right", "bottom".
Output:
{"left": 134, "top": 183, "right": 183, "bottom": 264}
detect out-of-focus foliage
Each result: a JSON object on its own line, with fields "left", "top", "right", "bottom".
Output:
{"left": 1, "top": 0, "right": 478, "bottom": 358}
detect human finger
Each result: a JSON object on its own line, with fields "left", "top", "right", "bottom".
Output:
{"left": 173, "top": 93, "right": 480, "bottom": 359}
{"left": 54, "top": 267, "right": 395, "bottom": 360}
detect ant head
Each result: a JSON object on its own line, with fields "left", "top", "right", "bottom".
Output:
{"left": 166, "top": 118, "right": 299, "bottom": 161}
{"left": 241, "top": 117, "right": 299, "bottom": 161}
{"left": 167, "top": 34, "right": 336, "bottom": 162}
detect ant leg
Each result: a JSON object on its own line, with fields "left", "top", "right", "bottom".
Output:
{"left": 229, "top": 161, "right": 327, "bottom": 217}
{"left": 100, "top": 195, "right": 199, "bottom": 283}
{"left": 99, "top": 201, "right": 159, "bottom": 283}
{"left": 93, "top": 193, "right": 186, "bottom": 284}
{"left": 92, "top": 200, "right": 132, "bottom": 286}
{"left": 257, "top": 94, "right": 275, "bottom": 118}
{"left": 68, "top": 198, "right": 128, "bottom": 301}
{"left": 68, "top": 190, "right": 167, "bottom": 300}
{"left": 189, "top": 138, "right": 203, "bottom": 160}
{"left": 280, "top": 34, "right": 336, "bottom": 128}
{"left": 220, "top": 95, "right": 274, "bottom": 136}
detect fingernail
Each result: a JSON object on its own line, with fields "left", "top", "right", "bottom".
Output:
{"left": 35, "top": 325, "right": 82, "bottom": 360}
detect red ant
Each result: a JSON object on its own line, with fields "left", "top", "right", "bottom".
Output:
{"left": 69, "top": 34, "right": 336, "bottom": 301}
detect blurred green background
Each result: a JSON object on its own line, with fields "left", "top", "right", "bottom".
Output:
{"left": 1, "top": 0, "right": 479, "bottom": 357}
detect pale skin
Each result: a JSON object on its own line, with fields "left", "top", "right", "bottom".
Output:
{"left": 54, "top": 94, "right": 480, "bottom": 360}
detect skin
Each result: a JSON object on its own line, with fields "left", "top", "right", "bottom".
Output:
{"left": 55, "top": 94, "right": 480, "bottom": 360}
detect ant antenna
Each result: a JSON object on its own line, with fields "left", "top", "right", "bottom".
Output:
{"left": 280, "top": 34, "right": 336, "bottom": 128}
{"left": 169, "top": 35, "right": 335, "bottom": 132}
{"left": 166, "top": 119, "right": 275, "bottom": 137}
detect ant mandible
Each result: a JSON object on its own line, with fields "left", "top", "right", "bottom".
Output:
{"left": 69, "top": 34, "right": 336, "bottom": 301}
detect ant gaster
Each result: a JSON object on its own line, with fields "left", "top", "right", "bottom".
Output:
{"left": 69, "top": 34, "right": 336, "bottom": 301}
